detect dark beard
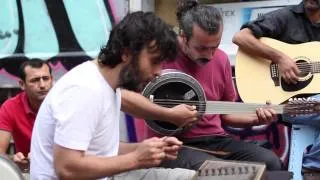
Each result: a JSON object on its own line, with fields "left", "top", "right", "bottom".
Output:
{"left": 118, "top": 59, "right": 142, "bottom": 92}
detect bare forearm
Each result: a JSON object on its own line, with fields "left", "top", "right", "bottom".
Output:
{"left": 55, "top": 152, "right": 138, "bottom": 179}
{"left": 232, "top": 28, "right": 284, "bottom": 63}
{"left": 121, "top": 89, "right": 171, "bottom": 121}
{"left": 119, "top": 142, "right": 138, "bottom": 155}
{"left": 0, "top": 130, "right": 11, "bottom": 154}
{"left": 222, "top": 114, "right": 258, "bottom": 128}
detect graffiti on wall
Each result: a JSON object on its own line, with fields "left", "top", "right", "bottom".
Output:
{"left": 0, "top": 0, "right": 128, "bottom": 86}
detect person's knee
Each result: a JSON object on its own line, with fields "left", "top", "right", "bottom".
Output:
{"left": 263, "top": 151, "right": 282, "bottom": 171}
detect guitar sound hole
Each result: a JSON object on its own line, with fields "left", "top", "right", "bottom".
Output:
{"left": 281, "top": 59, "right": 313, "bottom": 92}
{"left": 296, "top": 60, "right": 311, "bottom": 77}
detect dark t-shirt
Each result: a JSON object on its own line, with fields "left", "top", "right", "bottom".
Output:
{"left": 242, "top": 2, "right": 320, "bottom": 43}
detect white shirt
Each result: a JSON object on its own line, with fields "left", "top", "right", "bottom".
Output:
{"left": 30, "top": 61, "right": 121, "bottom": 180}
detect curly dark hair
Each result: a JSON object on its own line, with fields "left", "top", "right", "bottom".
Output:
{"left": 176, "top": 0, "right": 223, "bottom": 40}
{"left": 98, "top": 11, "right": 177, "bottom": 68}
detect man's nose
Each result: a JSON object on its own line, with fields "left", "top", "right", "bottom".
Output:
{"left": 154, "top": 65, "right": 162, "bottom": 77}
{"left": 39, "top": 78, "right": 45, "bottom": 88}
{"left": 203, "top": 48, "right": 216, "bottom": 58}
{"left": 204, "top": 51, "right": 213, "bottom": 58}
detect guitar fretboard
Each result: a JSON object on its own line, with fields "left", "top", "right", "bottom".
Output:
{"left": 205, "top": 101, "right": 284, "bottom": 114}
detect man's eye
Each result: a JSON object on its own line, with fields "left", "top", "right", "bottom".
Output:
{"left": 30, "top": 78, "right": 40, "bottom": 83}
{"left": 42, "top": 77, "right": 50, "bottom": 81}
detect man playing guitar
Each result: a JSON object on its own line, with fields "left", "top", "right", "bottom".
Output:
{"left": 233, "top": 0, "right": 320, "bottom": 179}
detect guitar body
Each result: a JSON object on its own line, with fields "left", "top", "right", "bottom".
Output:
{"left": 235, "top": 37, "right": 320, "bottom": 104}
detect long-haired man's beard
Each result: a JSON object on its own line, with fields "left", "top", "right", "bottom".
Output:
{"left": 119, "top": 64, "right": 143, "bottom": 92}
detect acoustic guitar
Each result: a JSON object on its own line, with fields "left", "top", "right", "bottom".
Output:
{"left": 235, "top": 37, "right": 320, "bottom": 104}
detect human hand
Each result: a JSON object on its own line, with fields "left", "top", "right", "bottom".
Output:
{"left": 161, "top": 136, "right": 182, "bottom": 160}
{"left": 132, "top": 137, "right": 167, "bottom": 168}
{"left": 168, "top": 104, "right": 198, "bottom": 127}
{"left": 278, "top": 55, "right": 300, "bottom": 84}
{"left": 254, "top": 103, "right": 277, "bottom": 125}
{"left": 13, "top": 152, "right": 30, "bottom": 172}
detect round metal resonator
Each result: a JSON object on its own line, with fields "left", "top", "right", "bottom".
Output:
{"left": 142, "top": 69, "right": 206, "bottom": 135}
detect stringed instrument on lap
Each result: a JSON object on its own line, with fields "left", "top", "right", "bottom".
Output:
{"left": 142, "top": 70, "right": 320, "bottom": 136}
{"left": 235, "top": 37, "right": 320, "bottom": 104}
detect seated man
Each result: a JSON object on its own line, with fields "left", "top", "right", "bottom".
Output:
{"left": 146, "top": 0, "right": 281, "bottom": 171}
{"left": 30, "top": 11, "right": 198, "bottom": 180}
{"left": 232, "top": 0, "right": 319, "bottom": 177}
{"left": 0, "top": 59, "right": 53, "bottom": 170}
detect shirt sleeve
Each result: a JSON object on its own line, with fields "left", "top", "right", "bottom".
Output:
{"left": 52, "top": 85, "right": 101, "bottom": 151}
{"left": 241, "top": 8, "right": 287, "bottom": 39}
{"left": 0, "top": 102, "right": 14, "bottom": 132}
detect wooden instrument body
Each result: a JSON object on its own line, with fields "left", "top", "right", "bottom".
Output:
{"left": 235, "top": 37, "right": 320, "bottom": 104}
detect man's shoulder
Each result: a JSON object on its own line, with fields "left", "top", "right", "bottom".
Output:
{"left": 264, "top": 3, "right": 301, "bottom": 18}
{"left": 1, "top": 91, "right": 25, "bottom": 109}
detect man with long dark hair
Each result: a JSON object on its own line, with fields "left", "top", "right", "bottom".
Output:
{"left": 30, "top": 11, "right": 197, "bottom": 180}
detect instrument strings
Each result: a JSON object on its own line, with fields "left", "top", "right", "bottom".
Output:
{"left": 291, "top": 62, "right": 320, "bottom": 73}
{"left": 153, "top": 99, "right": 286, "bottom": 114}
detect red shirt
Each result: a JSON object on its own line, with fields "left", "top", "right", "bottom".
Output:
{"left": 0, "top": 92, "right": 36, "bottom": 156}
{"left": 147, "top": 49, "right": 237, "bottom": 138}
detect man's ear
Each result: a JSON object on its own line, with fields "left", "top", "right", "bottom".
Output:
{"left": 121, "top": 48, "right": 132, "bottom": 64}
{"left": 180, "top": 30, "right": 188, "bottom": 43}
{"left": 18, "top": 80, "right": 26, "bottom": 91}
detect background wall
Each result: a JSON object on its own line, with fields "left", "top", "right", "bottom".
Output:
{"left": 0, "top": 0, "right": 128, "bottom": 87}
{"left": 0, "top": 0, "right": 130, "bottom": 143}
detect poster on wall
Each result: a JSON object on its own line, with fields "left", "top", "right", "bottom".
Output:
{"left": 211, "top": 0, "right": 301, "bottom": 65}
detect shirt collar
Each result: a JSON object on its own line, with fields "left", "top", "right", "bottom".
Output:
{"left": 21, "top": 91, "right": 35, "bottom": 115}
{"left": 290, "top": 2, "right": 305, "bottom": 14}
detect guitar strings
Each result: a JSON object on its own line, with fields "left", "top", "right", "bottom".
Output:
{"left": 290, "top": 62, "right": 320, "bottom": 73}
{"left": 152, "top": 99, "right": 314, "bottom": 114}
{"left": 152, "top": 99, "right": 314, "bottom": 108}
{"left": 277, "top": 62, "right": 320, "bottom": 72}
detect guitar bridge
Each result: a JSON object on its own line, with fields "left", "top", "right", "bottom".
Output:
{"left": 270, "top": 63, "right": 280, "bottom": 86}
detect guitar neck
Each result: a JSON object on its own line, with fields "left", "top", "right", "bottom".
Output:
{"left": 205, "top": 101, "right": 284, "bottom": 114}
